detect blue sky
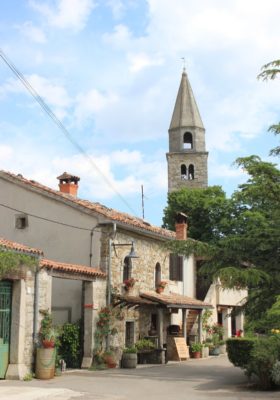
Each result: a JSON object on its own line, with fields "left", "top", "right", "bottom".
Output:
{"left": 0, "top": 0, "right": 279, "bottom": 227}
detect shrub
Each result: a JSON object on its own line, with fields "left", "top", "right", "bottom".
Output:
{"left": 271, "top": 361, "right": 280, "bottom": 385}
{"left": 226, "top": 338, "right": 256, "bottom": 369}
{"left": 135, "top": 338, "right": 155, "bottom": 351}
{"left": 123, "top": 346, "right": 137, "bottom": 354}
{"left": 57, "top": 322, "right": 82, "bottom": 368}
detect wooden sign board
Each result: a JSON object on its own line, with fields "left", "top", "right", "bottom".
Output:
{"left": 174, "top": 337, "right": 189, "bottom": 360}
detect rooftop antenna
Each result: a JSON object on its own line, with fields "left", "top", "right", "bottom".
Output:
{"left": 181, "top": 57, "right": 186, "bottom": 72}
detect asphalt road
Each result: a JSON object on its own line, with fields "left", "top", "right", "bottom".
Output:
{"left": 0, "top": 355, "right": 279, "bottom": 400}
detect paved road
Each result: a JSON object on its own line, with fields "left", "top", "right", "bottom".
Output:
{"left": 0, "top": 355, "right": 279, "bottom": 400}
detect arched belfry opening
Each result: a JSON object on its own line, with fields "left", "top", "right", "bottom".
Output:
{"left": 183, "top": 132, "right": 193, "bottom": 150}
{"left": 181, "top": 164, "right": 187, "bottom": 180}
{"left": 188, "top": 164, "right": 194, "bottom": 180}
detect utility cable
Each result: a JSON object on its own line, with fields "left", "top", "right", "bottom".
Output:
{"left": 0, "top": 48, "right": 138, "bottom": 216}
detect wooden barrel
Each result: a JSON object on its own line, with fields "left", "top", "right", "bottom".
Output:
{"left": 35, "top": 348, "right": 56, "bottom": 379}
{"left": 121, "top": 353, "right": 137, "bottom": 368}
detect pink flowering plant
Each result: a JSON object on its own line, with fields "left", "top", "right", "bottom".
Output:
{"left": 123, "top": 277, "right": 137, "bottom": 290}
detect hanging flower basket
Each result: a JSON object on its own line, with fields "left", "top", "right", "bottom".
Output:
{"left": 124, "top": 278, "right": 136, "bottom": 291}
{"left": 156, "top": 281, "right": 167, "bottom": 294}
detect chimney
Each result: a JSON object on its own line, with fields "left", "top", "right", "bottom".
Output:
{"left": 175, "top": 212, "right": 188, "bottom": 240}
{"left": 57, "top": 172, "right": 80, "bottom": 197}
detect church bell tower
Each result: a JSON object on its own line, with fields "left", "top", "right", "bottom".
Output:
{"left": 166, "top": 70, "right": 208, "bottom": 192}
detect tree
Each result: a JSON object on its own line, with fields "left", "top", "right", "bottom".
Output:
{"left": 258, "top": 59, "right": 280, "bottom": 156}
{"left": 164, "top": 156, "right": 280, "bottom": 331}
{"left": 163, "top": 185, "right": 231, "bottom": 243}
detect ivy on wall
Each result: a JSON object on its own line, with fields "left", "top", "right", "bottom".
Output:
{"left": 0, "top": 246, "right": 38, "bottom": 278}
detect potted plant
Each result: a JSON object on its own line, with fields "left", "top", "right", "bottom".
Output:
{"left": 209, "top": 334, "right": 220, "bottom": 356}
{"left": 123, "top": 278, "right": 136, "bottom": 291}
{"left": 202, "top": 343, "right": 209, "bottom": 358}
{"left": 102, "top": 350, "right": 117, "bottom": 368}
{"left": 36, "top": 310, "right": 56, "bottom": 379}
{"left": 156, "top": 281, "right": 167, "bottom": 294}
{"left": 121, "top": 346, "right": 137, "bottom": 368}
{"left": 190, "top": 343, "right": 203, "bottom": 359}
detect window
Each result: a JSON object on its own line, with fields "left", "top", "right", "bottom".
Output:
{"left": 181, "top": 164, "right": 187, "bottom": 180}
{"left": 125, "top": 321, "right": 135, "bottom": 347}
{"left": 123, "top": 256, "right": 131, "bottom": 282}
{"left": 183, "top": 132, "right": 193, "bottom": 149}
{"left": 15, "top": 214, "right": 28, "bottom": 229}
{"left": 188, "top": 164, "right": 195, "bottom": 180}
{"left": 169, "top": 254, "right": 183, "bottom": 281}
{"left": 155, "top": 263, "right": 161, "bottom": 288}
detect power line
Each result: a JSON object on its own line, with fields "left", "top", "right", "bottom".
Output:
{"left": 0, "top": 202, "right": 98, "bottom": 232}
{"left": 0, "top": 48, "right": 138, "bottom": 217}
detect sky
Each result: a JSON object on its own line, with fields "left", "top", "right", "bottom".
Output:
{"left": 0, "top": 0, "right": 279, "bottom": 227}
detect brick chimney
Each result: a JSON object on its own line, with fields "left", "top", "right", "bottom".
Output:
{"left": 57, "top": 172, "right": 80, "bottom": 197}
{"left": 175, "top": 212, "right": 188, "bottom": 240}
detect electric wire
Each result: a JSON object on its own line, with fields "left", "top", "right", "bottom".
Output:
{"left": 0, "top": 48, "right": 138, "bottom": 216}
{"left": 0, "top": 202, "right": 100, "bottom": 232}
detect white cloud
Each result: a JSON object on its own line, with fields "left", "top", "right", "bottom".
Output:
{"left": 29, "top": 0, "right": 95, "bottom": 32}
{"left": 110, "top": 150, "right": 142, "bottom": 165}
{"left": 103, "top": 24, "right": 132, "bottom": 49}
{"left": 107, "top": 0, "right": 125, "bottom": 20}
{"left": 74, "top": 89, "right": 118, "bottom": 125}
{"left": 0, "top": 145, "right": 13, "bottom": 161}
{"left": 16, "top": 21, "right": 47, "bottom": 43}
{"left": 128, "top": 52, "right": 164, "bottom": 73}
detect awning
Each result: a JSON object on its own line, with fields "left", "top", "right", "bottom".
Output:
{"left": 140, "top": 291, "right": 212, "bottom": 310}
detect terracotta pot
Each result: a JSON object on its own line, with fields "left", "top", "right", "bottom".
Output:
{"left": 156, "top": 287, "right": 164, "bottom": 294}
{"left": 42, "top": 340, "right": 55, "bottom": 349}
{"left": 191, "top": 351, "right": 201, "bottom": 359}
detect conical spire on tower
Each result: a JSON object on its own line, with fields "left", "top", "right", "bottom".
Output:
{"left": 169, "top": 70, "right": 204, "bottom": 130}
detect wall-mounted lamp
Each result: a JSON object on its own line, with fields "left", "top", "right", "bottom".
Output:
{"left": 112, "top": 241, "right": 139, "bottom": 259}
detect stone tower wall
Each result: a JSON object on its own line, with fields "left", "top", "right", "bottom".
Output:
{"left": 167, "top": 151, "right": 208, "bottom": 191}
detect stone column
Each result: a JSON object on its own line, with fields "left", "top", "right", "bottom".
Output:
{"left": 6, "top": 279, "right": 28, "bottom": 380}
{"left": 81, "top": 281, "right": 95, "bottom": 368}
{"left": 157, "top": 308, "right": 165, "bottom": 364}
{"left": 223, "top": 308, "right": 232, "bottom": 339}
{"left": 198, "top": 310, "right": 203, "bottom": 343}
{"left": 182, "top": 309, "right": 187, "bottom": 343}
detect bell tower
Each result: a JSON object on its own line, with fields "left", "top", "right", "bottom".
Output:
{"left": 166, "top": 70, "right": 208, "bottom": 192}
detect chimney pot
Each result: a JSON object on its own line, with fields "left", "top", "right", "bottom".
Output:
{"left": 175, "top": 212, "right": 188, "bottom": 240}
{"left": 57, "top": 172, "right": 80, "bottom": 197}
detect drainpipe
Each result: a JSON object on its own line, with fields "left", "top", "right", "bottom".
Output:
{"left": 106, "top": 223, "right": 116, "bottom": 350}
{"left": 33, "top": 256, "right": 41, "bottom": 345}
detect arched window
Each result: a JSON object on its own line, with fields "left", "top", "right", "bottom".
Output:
{"left": 155, "top": 263, "right": 161, "bottom": 288}
{"left": 123, "top": 256, "right": 131, "bottom": 282}
{"left": 183, "top": 132, "right": 193, "bottom": 149}
{"left": 188, "top": 164, "right": 195, "bottom": 180}
{"left": 181, "top": 164, "right": 187, "bottom": 180}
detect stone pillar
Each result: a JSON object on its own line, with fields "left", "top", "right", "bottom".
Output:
{"left": 235, "top": 311, "right": 245, "bottom": 333}
{"left": 157, "top": 308, "right": 165, "bottom": 364}
{"left": 223, "top": 308, "right": 232, "bottom": 339}
{"left": 182, "top": 309, "right": 187, "bottom": 342}
{"left": 81, "top": 281, "right": 95, "bottom": 368}
{"left": 198, "top": 310, "right": 203, "bottom": 343}
{"left": 6, "top": 280, "right": 28, "bottom": 380}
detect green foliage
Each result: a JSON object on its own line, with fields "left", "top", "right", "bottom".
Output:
{"left": 190, "top": 343, "right": 202, "bottom": 352}
{"left": 39, "top": 310, "right": 56, "bottom": 344}
{"left": 94, "top": 307, "right": 118, "bottom": 353}
{"left": 271, "top": 361, "right": 280, "bottom": 385}
{"left": 57, "top": 322, "right": 81, "bottom": 368}
{"left": 123, "top": 346, "right": 137, "bottom": 354}
{"left": 163, "top": 186, "right": 229, "bottom": 242}
{"left": 135, "top": 338, "right": 155, "bottom": 351}
{"left": 0, "top": 247, "right": 37, "bottom": 277}
{"left": 23, "top": 372, "right": 33, "bottom": 381}
{"left": 226, "top": 338, "right": 257, "bottom": 369}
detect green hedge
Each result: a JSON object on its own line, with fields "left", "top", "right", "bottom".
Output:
{"left": 226, "top": 338, "right": 257, "bottom": 369}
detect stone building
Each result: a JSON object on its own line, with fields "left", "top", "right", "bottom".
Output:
{"left": 166, "top": 69, "right": 208, "bottom": 191}
{"left": 0, "top": 237, "right": 105, "bottom": 379}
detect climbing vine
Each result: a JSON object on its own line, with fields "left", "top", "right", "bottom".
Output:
{"left": 0, "top": 247, "right": 38, "bottom": 278}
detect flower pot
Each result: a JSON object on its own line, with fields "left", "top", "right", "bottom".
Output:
{"left": 209, "top": 347, "right": 220, "bottom": 356}
{"left": 191, "top": 351, "right": 201, "bottom": 359}
{"left": 42, "top": 339, "right": 55, "bottom": 349}
{"left": 202, "top": 346, "right": 209, "bottom": 358}
{"left": 156, "top": 287, "right": 164, "bottom": 294}
{"left": 121, "top": 353, "right": 137, "bottom": 368}
{"left": 219, "top": 344, "right": 226, "bottom": 354}
{"left": 36, "top": 348, "right": 56, "bottom": 379}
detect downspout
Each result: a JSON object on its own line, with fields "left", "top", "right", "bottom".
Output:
{"left": 106, "top": 223, "right": 116, "bottom": 350}
{"left": 33, "top": 255, "right": 42, "bottom": 346}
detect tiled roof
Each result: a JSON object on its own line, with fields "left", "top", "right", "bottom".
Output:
{"left": 40, "top": 258, "right": 106, "bottom": 278}
{"left": 116, "top": 295, "right": 157, "bottom": 306}
{"left": 0, "top": 237, "right": 43, "bottom": 256}
{"left": 140, "top": 291, "right": 212, "bottom": 309}
{"left": 0, "top": 171, "right": 175, "bottom": 240}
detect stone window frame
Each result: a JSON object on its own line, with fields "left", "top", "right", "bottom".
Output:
{"left": 15, "top": 214, "right": 28, "bottom": 229}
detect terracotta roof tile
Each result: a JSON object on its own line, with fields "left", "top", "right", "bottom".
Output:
{"left": 40, "top": 258, "right": 106, "bottom": 278}
{"left": 0, "top": 171, "right": 175, "bottom": 240}
{"left": 140, "top": 291, "right": 212, "bottom": 309}
{"left": 0, "top": 237, "right": 43, "bottom": 256}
